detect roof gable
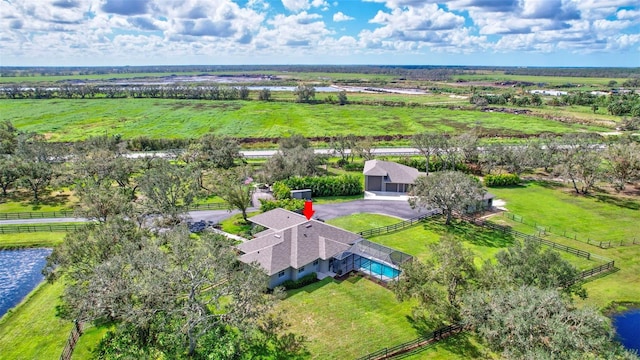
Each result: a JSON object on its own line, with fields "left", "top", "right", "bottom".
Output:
{"left": 248, "top": 208, "right": 308, "bottom": 230}
{"left": 363, "top": 160, "right": 421, "bottom": 184}
{"left": 238, "top": 209, "right": 362, "bottom": 275}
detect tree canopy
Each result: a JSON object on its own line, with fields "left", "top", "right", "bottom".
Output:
{"left": 462, "top": 286, "right": 635, "bottom": 360}
{"left": 46, "top": 220, "right": 306, "bottom": 359}
{"left": 409, "top": 171, "right": 485, "bottom": 224}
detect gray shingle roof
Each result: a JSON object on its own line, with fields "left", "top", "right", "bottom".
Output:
{"left": 363, "top": 160, "right": 421, "bottom": 184}
{"left": 248, "top": 208, "right": 308, "bottom": 230}
{"left": 238, "top": 209, "right": 362, "bottom": 275}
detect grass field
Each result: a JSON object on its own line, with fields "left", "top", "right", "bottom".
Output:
{"left": 0, "top": 281, "right": 73, "bottom": 360}
{"left": 485, "top": 182, "right": 640, "bottom": 309}
{"left": 488, "top": 182, "right": 640, "bottom": 242}
{"left": 0, "top": 232, "right": 66, "bottom": 249}
{"left": 278, "top": 276, "right": 418, "bottom": 359}
{"left": 453, "top": 73, "right": 629, "bottom": 87}
{"left": 0, "top": 189, "right": 77, "bottom": 213}
{"left": 0, "top": 99, "right": 610, "bottom": 142}
{"left": 0, "top": 70, "right": 397, "bottom": 84}
{"left": 278, "top": 276, "right": 491, "bottom": 359}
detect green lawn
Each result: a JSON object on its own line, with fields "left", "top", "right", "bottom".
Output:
{"left": 0, "top": 282, "right": 73, "bottom": 360}
{"left": 0, "top": 189, "right": 77, "bottom": 213}
{"left": 0, "top": 99, "right": 610, "bottom": 142}
{"left": 325, "top": 213, "right": 401, "bottom": 233}
{"left": 486, "top": 181, "right": 640, "bottom": 309}
{"left": 312, "top": 194, "right": 364, "bottom": 205}
{"left": 0, "top": 232, "right": 66, "bottom": 249}
{"left": 328, "top": 214, "right": 514, "bottom": 265}
{"left": 219, "top": 211, "right": 261, "bottom": 237}
{"left": 488, "top": 181, "right": 640, "bottom": 243}
{"left": 278, "top": 276, "right": 419, "bottom": 359}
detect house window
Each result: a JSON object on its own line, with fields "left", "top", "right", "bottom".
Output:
{"left": 278, "top": 271, "right": 285, "bottom": 278}
{"left": 313, "top": 260, "right": 319, "bottom": 266}
{"left": 298, "top": 266, "right": 305, "bottom": 273}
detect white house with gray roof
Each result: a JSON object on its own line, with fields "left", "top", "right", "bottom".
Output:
{"left": 237, "top": 209, "right": 363, "bottom": 288}
{"left": 363, "top": 160, "right": 423, "bottom": 193}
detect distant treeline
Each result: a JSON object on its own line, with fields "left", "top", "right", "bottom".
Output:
{"left": 3, "top": 65, "right": 638, "bottom": 81}
{"left": 504, "top": 67, "right": 640, "bottom": 78}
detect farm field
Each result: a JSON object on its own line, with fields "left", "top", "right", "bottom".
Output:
{"left": 452, "top": 73, "right": 629, "bottom": 87}
{"left": 0, "top": 99, "right": 611, "bottom": 142}
{"left": 0, "top": 70, "right": 397, "bottom": 84}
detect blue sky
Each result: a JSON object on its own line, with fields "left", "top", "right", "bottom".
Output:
{"left": 1, "top": 0, "right": 639, "bottom": 67}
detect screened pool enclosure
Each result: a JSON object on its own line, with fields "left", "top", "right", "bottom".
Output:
{"left": 332, "top": 239, "right": 412, "bottom": 282}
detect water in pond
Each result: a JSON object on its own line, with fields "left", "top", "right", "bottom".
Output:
{"left": 245, "top": 86, "right": 340, "bottom": 92}
{"left": 613, "top": 308, "right": 640, "bottom": 353}
{"left": 0, "top": 248, "right": 52, "bottom": 318}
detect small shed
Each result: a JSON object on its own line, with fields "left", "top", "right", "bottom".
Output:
{"left": 291, "top": 189, "right": 312, "bottom": 200}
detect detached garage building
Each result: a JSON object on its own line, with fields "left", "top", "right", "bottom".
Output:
{"left": 363, "top": 160, "right": 422, "bottom": 193}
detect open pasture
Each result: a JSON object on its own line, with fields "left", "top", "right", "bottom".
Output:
{"left": 1, "top": 99, "right": 610, "bottom": 142}
{"left": 0, "top": 70, "right": 396, "bottom": 84}
{"left": 453, "top": 73, "right": 630, "bottom": 87}
{"left": 486, "top": 181, "right": 640, "bottom": 308}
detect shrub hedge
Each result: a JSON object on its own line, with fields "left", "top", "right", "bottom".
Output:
{"left": 282, "top": 272, "right": 318, "bottom": 290}
{"left": 271, "top": 182, "right": 292, "bottom": 200}
{"left": 484, "top": 173, "right": 521, "bottom": 187}
{"left": 260, "top": 198, "right": 305, "bottom": 212}
{"left": 282, "top": 175, "right": 362, "bottom": 197}
{"left": 342, "top": 162, "right": 365, "bottom": 171}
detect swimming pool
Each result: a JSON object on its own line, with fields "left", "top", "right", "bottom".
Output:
{"left": 359, "top": 258, "right": 400, "bottom": 280}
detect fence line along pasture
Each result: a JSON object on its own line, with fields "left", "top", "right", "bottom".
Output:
{"left": 357, "top": 213, "right": 616, "bottom": 359}
{"left": 0, "top": 224, "right": 85, "bottom": 233}
{"left": 356, "top": 323, "right": 465, "bottom": 360}
{"left": 0, "top": 210, "right": 75, "bottom": 220}
{"left": 0, "top": 203, "right": 230, "bottom": 222}
{"left": 357, "top": 209, "right": 441, "bottom": 238}
{"left": 59, "top": 320, "right": 83, "bottom": 360}
{"left": 502, "top": 212, "right": 638, "bottom": 249}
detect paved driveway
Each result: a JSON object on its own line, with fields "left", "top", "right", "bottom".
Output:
{"left": 314, "top": 199, "right": 423, "bottom": 221}
{"left": 0, "top": 201, "right": 424, "bottom": 225}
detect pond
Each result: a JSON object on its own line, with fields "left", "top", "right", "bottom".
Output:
{"left": 0, "top": 248, "right": 52, "bottom": 318}
{"left": 245, "top": 86, "right": 340, "bottom": 92}
{"left": 613, "top": 308, "right": 640, "bottom": 353}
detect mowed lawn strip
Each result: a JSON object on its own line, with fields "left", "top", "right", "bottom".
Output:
{"left": 1, "top": 99, "right": 609, "bottom": 141}
{"left": 278, "top": 277, "right": 419, "bottom": 359}
{"left": 0, "top": 281, "right": 73, "bottom": 360}
{"left": 325, "top": 213, "right": 401, "bottom": 233}
{"left": 0, "top": 232, "right": 66, "bottom": 249}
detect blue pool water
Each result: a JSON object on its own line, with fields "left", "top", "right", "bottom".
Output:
{"left": 613, "top": 308, "right": 640, "bottom": 353}
{"left": 0, "top": 248, "right": 52, "bottom": 318}
{"left": 360, "top": 259, "right": 400, "bottom": 279}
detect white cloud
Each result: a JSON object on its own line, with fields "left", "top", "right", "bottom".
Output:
{"left": 333, "top": 11, "right": 354, "bottom": 22}
{"left": 593, "top": 19, "right": 632, "bottom": 31}
{"left": 281, "top": 0, "right": 328, "bottom": 12}
{"left": 617, "top": 9, "right": 640, "bottom": 20}
{"left": 0, "top": 0, "right": 638, "bottom": 65}
{"left": 369, "top": 3, "right": 465, "bottom": 31}
{"left": 281, "top": 0, "right": 310, "bottom": 12}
